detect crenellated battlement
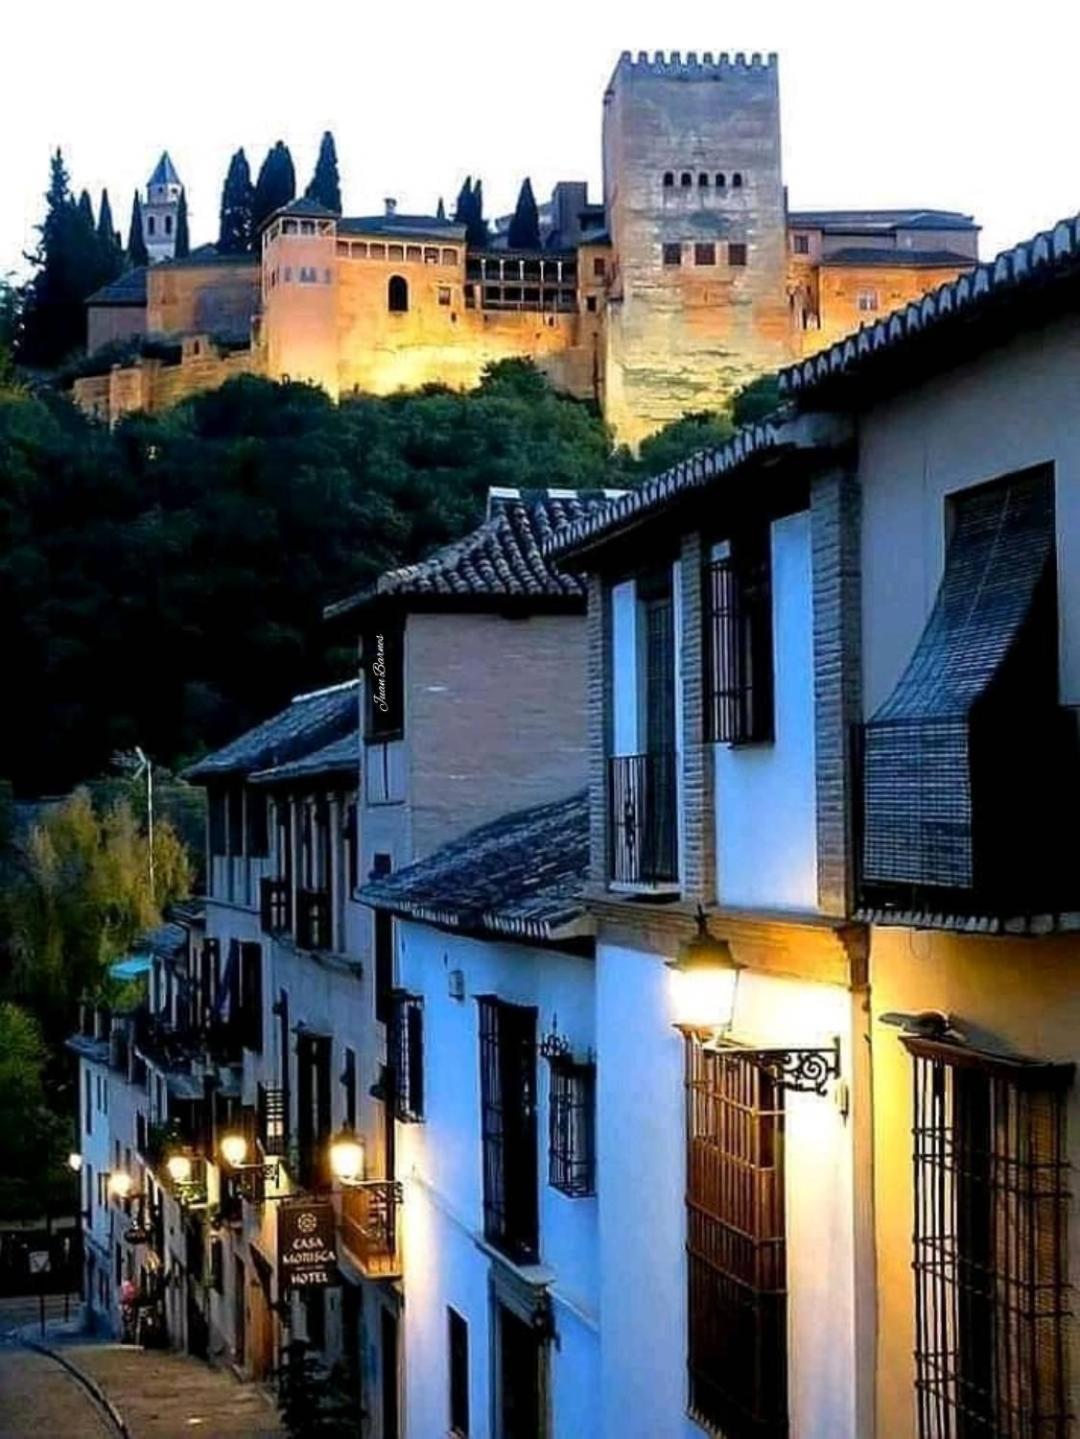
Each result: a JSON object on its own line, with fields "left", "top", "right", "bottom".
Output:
{"left": 608, "top": 49, "right": 778, "bottom": 90}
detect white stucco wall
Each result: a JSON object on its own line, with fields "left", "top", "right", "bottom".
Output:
{"left": 714, "top": 510, "right": 819, "bottom": 911}
{"left": 858, "top": 311, "right": 1080, "bottom": 714}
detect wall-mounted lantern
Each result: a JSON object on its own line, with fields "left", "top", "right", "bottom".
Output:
{"left": 218, "top": 1130, "right": 280, "bottom": 1198}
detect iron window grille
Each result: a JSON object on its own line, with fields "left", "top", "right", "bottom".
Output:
{"left": 478, "top": 996, "right": 540, "bottom": 1265}
{"left": 256, "top": 1083, "right": 286, "bottom": 1157}
{"left": 608, "top": 750, "right": 679, "bottom": 884}
{"left": 905, "top": 1036, "right": 1073, "bottom": 1439}
{"left": 388, "top": 991, "right": 424, "bottom": 1123}
{"left": 704, "top": 534, "right": 774, "bottom": 746}
{"left": 545, "top": 1049, "right": 596, "bottom": 1198}
{"left": 448, "top": 1307, "right": 470, "bottom": 1437}
{"left": 685, "top": 1035, "right": 788, "bottom": 1439}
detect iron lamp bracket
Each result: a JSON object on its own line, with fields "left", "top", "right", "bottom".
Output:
{"left": 706, "top": 1035, "right": 842, "bottom": 1097}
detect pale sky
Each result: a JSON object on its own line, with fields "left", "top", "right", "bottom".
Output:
{"left": 4, "top": 0, "right": 1079, "bottom": 278}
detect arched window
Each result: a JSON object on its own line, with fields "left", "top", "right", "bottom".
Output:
{"left": 715, "top": 173, "right": 726, "bottom": 189}
{"left": 699, "top": 173, "right": 709, "bottom": 188}
{"left": 732, "top": 172, "right": 743, "bottom": 188}
{"left": 388, "top": 275, "right": 409, "bottom": 313}
{"left": 165, "top": 215, "right": 173, "bottom": 235}
{"left": 680, "top": 172, "right": 692, "bottom": 188}
{"left": 147, "top": 215, "right": 156, "bottom": 236}
{"left": 663, "top": 172, "right": 675, "bottom": 188}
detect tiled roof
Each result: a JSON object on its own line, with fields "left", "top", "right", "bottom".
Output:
{"left": 183, "top": 681, "right": 358, "bottom": 782}
{"left": 251, "top": 729, "right": 359, "bottom": 786}
{"left": 149, "top": 152, "right": 181, "bottom": 187}
{"left": 819, "top": 247, "right": 976, "bottom": 269}
{"left": 88, "top": 266, "right": 148, "bottom": 306}
{"left": 139, "top": 922, "right": 189, "bottom": 960}
{"left": 542, "top": 426, "right": 784, "bottom": 563}
{"left": 159, "top": 244, "right": 257, "bottom": 271}
{"left": 789, "top": 208, "right": 977, "bottom": 233}
{"left": 277, "top": 197, "right": 338, "bottom": 219}
{"left": 338, "top": 215, "right": 466, "bottom": 240}
{"left": 779, "top": 212, "right": 1080, "bottom": 403}
{"left": 325, "top": 488, "right": 623, "bottom": 618}
{"left": 359, "top": 791, "right": 590, "bottom": 942}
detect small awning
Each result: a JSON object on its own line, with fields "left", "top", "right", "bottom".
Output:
{"left": 110, "top": 954, "right": 153, "bottom": 981}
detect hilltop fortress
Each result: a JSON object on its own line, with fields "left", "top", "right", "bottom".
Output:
{"left": 76, "top": 51, "right": 978, "bottom": 445}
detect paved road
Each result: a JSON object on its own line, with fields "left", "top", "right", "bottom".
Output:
{"left": 0, "top": 1347, "right": 116, "bottom": 1437}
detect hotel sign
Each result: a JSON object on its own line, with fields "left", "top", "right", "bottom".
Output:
{"left": 278, "top": 1199, "right": 340, "bottom": 1291}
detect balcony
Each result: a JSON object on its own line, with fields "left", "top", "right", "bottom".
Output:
{"left": 296, "top": 888, "right": 332, "bottom": 951}
{"left": 340, "top": 1181, "right": 402, "bottom": 1280}
{"left": 608, "top": 750, "right": 679, "bottom": 890}
{"left": 259, "top": 876, "right": 291, "bottom": 935}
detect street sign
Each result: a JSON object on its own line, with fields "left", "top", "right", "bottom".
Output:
{"left": 28, "top": 1251, "right": 50, "bottom": 1276}
{"left": 278, "top": 1199, "right": 340, "bottom": 1291}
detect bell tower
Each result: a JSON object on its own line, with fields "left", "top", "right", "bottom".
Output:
{"left": 144, "top": 152, "right": 182, "bottom": 264}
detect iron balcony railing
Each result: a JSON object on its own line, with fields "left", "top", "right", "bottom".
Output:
{"left": 296, "top": 888, "right": 332, "bottom": 951}
{"left": 608, "top": 750, "right": 679, "bottom": 886}
{"left": 259, "top": 876, "right": 291, "bottom": 935}
{"left": 339, "top": 1181, "right": 403, "bottom": 1280}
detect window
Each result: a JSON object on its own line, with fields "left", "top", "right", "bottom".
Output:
{"left": 732, "top": 172, "right": 743, "bottom": 188}
{"left": 165, "top": 215, "right": 173, "bottom": 235}
{"left": 663, "top": 171, "right": 675, "bottom": 188}
{"left": 406, "top": 245, "right": 422, "bottom": 263}
{"left": 592, "top": 256, "right": 606, "bottom": 278}
{"left": 147, "top": 216, "right": 155, "bottom": 236}
{"left": 424, "top": 247, "right": 439, "bottom": 264}
{"left": 680, "top": 172, "right": 692, "bottom": 188}
{"left": 342, "top": 1047, "right": 357, "bottom": 1129}
{"left": 388, "top": 244, "right": 404, "bottom": 261}
{"left": 85, "top": 1071, "right": 92, "bottom": 1135}
{"left": 210, "top": 1238, "right": 224, "bottom": 1293}
{"left": 694, "top": 242, "right": 716, "bottom": 266}
{"left": 448, "top": 1308, "right": 469, "bottom": 1436}
{"left": 438, "top": 285, "right": 452, "bottom": 307}
{"left": 715, "top": 173, "right": 726, "bottom": 189}
{"left": 857, "top": 290, "right": 879, "bottom": 312}
{"left": 685, "top": 1039, "right": 788, "bottom": 1438}
{"left": 389, "top": 991, "right": 424, "bottom": 1122}
{"left": 441, "top": 248, "right": 458, "bottom": 265}
{"left": 246, "top": 790, "right": 269, "bottom": 857}
{"left": 478, "top": 997, "right": 539, "bottom": 1264}
{"left": 662, "top": 243, "right": 682, "bottom": 267}
{"left": 296, "top": 1032, "right": 332, "bottom": 1191}
{"left": 547, "top": 1055, "right": 595, "bottom": 1197}
{"left": 704, "top": 531, "right": 774, "bottom": 745}
{"left": 728, "top": 242, "right": 748, "bottom": 266}
{"left": 374, "top": 909, "right": 394, "bottom": 1024}
{"left": 227, "top": 788, "right": 243, "bottom": 855}
{"left": 299, "top": 266, "right": 317, "bottom": 284}
{"left": 388, "top": 275, "right": 409, "bottom": 312}
{"left": 365, "top": 621, "right": 404, "bottom": 736}
{"left": 906, "top": 1037, "right": 1071, "bottom": 1439}
{"left": 257, "top": 1082, "right": 286, "bottom": 1156}
{"left": 586, "top": 295, "right": 597, "bottom": 313}
{"left": 792, "top": 233, "right": 810, "bottom": 255}
{"left": 370, "top": 242, "right": 386, "bottom": 259}
{"left": 699, "top": 173, "right": 709, "bottom": 188}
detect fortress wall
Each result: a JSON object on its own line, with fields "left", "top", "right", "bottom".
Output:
{"left": 812, "top": 261, "right": 972, "bottom": 352}
{"left": 147, "top": 263, "right": 259, "bottom": 340}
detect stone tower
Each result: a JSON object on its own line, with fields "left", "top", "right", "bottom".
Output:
{"left": 143, "top": 153, "right": 182, "bottom": 264}
{"left": 602, "top": 51, "right": 793, "bottom": 447}
{"left": 259, "top": 198, "right": 340, "bottom": 397}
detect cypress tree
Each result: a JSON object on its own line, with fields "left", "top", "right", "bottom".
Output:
{"left": 453, "top": 177, "right": 473, "bottom": 226}
{"left": 467, "top": 179, "right": 489, "bottom": 249}
{"left": 507, "top": 177, "right": 540, "bottom": 250}
{"left": 217, "top": 148, "right": 255, "bottom": 254}
{"left": 16, "top": 150, "right": 99, "bottom": 366}
{"left": 436, "top": 197, "right": 446, "bottom": 221}
{"left": 127, "top": 191, "right": 149, "bottom": 267}
{"left": 77, "top": 189, "right": 95, "bottom": 231}
{"left": 175, "top": 188, "right": 190, "bottom": 258}
{"left": 252, "top": 141, "right": 297, "bottom": 236}
{"left": 96, "top": 189, "right": 124, "bottom": 283}
{"left": 304, "top": 131, "right": 342, "bottom": 213}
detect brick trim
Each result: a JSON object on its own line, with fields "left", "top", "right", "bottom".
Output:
{"left": 587, "top": 575, "right": 612, "bottom": 885}
{"left": 679, "top": 531, "right": 715, "bottom": 901}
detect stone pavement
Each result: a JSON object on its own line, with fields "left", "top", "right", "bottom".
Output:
{"left": 0, "top": 1346, "right": 115, "bottom": 1437}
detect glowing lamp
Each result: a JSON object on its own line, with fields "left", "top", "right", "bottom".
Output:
{"left": 166, "top": 1153, "right": 193, "bottom": 1186}
{"left": 219, "top": 1132, "right": 249, "bottom": 1169}
{"left": 108, "top": 1170, "right": 134, "bottom": 1200}
{"left": 67, "top": 1152, "right": 83, "bottom": 1173}
{"left": 667, "top": 911, "right": 741, "bottom": 1034}
{"left": 329, "top": 1130, "right": 365, "bottom": 1184}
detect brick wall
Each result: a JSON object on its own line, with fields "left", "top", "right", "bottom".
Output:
{"left": 586, "top": 576, "right": 611, "bottom": 885}
{"left": 678, "top": 531, "right": 715, "bottom": 901}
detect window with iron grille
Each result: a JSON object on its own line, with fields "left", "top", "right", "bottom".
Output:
{"left": 389, "top": 992, "right": 424, "bottom": 1123}
{"left": 257, "top": 1083, "right": 286, "bottom": 1157}
{"left": 239, "top": 942, "right": 263, "bottom": 1053}
{"left": 685, "top": 1038, "right": 788, "bottom": 1439}
{"left": 478, "top": 997, "right": 539, "bottom": 1265}
{"left": 342, "top": 1047, "right": 357, "bottom": 1129}
{"left": 547, "top": 1056, "right": 595, "bottom": 1197}
{"left": 704, "top": 532, "right": 774, "bottom": 745}
{"left": 448, "top": 1307, "right": 470, "bottom": 1436}
{"left": 374, "top": 905, "right": 395, "bottom": 1024}
{"left": 905, "top": 1036, "right": 1072, "bottom": 1439}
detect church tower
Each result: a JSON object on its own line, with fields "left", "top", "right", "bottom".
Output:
{"left": 602, "top": 51, "right": 793, "bottom": 447}
{"left": 143, "top": 152, "right": 182, "bottom": 264}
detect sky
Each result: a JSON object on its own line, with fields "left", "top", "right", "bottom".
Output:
{"left": 3, "top": 0, "right": 1079, "bottom": 278}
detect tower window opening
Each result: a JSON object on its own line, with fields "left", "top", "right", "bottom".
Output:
{"left": 732, "top": 172, "right": 744, "bottom": 188}
{"left": 388, "top": 275, "right": 409, "bottom": 313}
{"left": 662, "top": 243, "right": 682, "bottom": 267}
{"left": 680, "top": 172, "right": 693, "bottom": 188}
{"left": 147, "top": 216, "right": 156, "bottom": 236}
{"left": 793, "top": 234, "right": 810, "bottom": 255}
{"left": 699, "top": 173, "right": 709, "bottom": 188}
{"left": 663, "top": 172, "right": 675, "bottom": 188}
{"left": 164, "top": 215, "right": 173, "bottom": 236}
{"left": 715, "top": 174, "right": 726, "bottom": 189}
{"left": 694, "top": 242, "right": 716, "bottom": 266}
{"left": 728, "top": 242, "right": 748, "bottom": 267}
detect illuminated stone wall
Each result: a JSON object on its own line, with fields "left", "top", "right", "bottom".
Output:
{"left": 146, "top": 259, "right": 259, "bottom": 340}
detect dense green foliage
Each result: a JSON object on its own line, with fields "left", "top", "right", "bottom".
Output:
{"left": 0, "top": 1000, "right": 71, "bottom": 1218}
{"left": 127, "top": 189, "right": 149, "bottom": 267}
{"left": 454, "top": 176, "right": 488, "bottom": 249}
{"left": 508, "top": 177, "right": 540, "bottom": 249}
{"left": 305, "top": 132, "right": 342, "bottom": 214}
{"left": 218, "top": 148, "right": 255, "bottom": 254}
{"left": 1, "top": 362, "right": 752, "bottom": 796}
{"left": 252, "top": 141, "right": 297, "bottom": 235}
{"left": 175, "top": 188, "right": 191, "bottom": 259}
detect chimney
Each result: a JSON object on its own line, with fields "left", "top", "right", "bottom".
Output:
{"left": 384, "top": 197, "right": 397, "bottom": 216}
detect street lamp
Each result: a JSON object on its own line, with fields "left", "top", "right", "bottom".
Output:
{"left": 667, "top": 908, "right": 742, "bottom": 1036}
{"left": 67, "top": 1153, "right": 83, "bottom": 1173}
{"left": 328, "top": 1129, "right": 365, "bottom": 1185}
{"left": 165, "top": 1153, "right": 193, "bottom": 1186}
{"left": 219, "top": 1132, "right": 249, "bottom": 1169}
{"left": 107, "top": 1170, "right": 138, "bottom": 1201}
{"left": 217, "top": 1131, "right": 279, "bottom": 1198}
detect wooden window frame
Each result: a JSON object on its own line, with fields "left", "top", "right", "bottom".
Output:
{"left": 703, "top": 531, "right": 774, "bottom": 746}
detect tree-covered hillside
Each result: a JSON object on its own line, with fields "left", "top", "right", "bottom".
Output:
{"left": 2, "top": 362, "right": 753, "bottom": 797}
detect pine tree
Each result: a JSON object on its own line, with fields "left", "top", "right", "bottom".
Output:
{"left": 508, "top": 177, "right": 540, "bottom": 250}
{"left": 304, "top": 131, "right": 342, "bottom": 213}
{"left": 217, "top": 148, "right": 255, "bottom": 254}
{"left": 252, "top": 141, "right": 297, "bottom": 236}
{"left": 96, "top": 190, "right": 124, "bottom": 284}
{"left": 127, "top": 190, "right": 149, "bottom": 268}
{"left": 16, "top": 150, "right": 102, "bottom": 367}
{"left": 175, "top": 188, "right": 190, "bottom": 258}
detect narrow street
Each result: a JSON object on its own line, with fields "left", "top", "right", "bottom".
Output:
{"left": 0, "top": 1347, "right": 115, "bottom": 1438}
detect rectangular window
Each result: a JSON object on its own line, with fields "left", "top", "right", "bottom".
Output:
{"left": 342, "top": 1047, "right": 357, "bottom": 1129}
{"left": 370, "top": 243, "right": 386, "bottom": 259}
{"left": 210, "top": 1238, "right": 224, "bottom": 1293}
{"left": 907, "top": 1037, "right": 1071, "bottom": 1439}
{"left": 728, "top": 242, "right": 748, "bottom": 267}
{"left": 406, "top": 245, "right": 422, "bottom": 263}
{"left": 441, "top": 248, "right": 458, "bottom": 266}
{"left": 685, "top": 1039, "right": 788, "bottom": 1438}
{"left": 792, "top": 234, "right": 810, "bottom": 255}
{"left": 374, "top": 909, "right": 394, "bottom": 1024}
{"left": 592, "top": 256, "right": 606, "bottom": 278}
{"left": 662, "top": 242, "right": 682, "bottom": 267}
{"left": 239, "top": 942, "right": 263, "bottom": 1053}
{"left": 85, "top": 1071, "right": 92, "bottom": 1136}
{"left": 704, "top": 531, "right": 774, "bottom": 745}
{"left": 389, "top": 992, "right": 424, "bottom": 1123}
{"left": 227, "top": 788, "right": 243, "bottom": 855}
{"left": 694, "top": 242, "right": 716, "bottom": 266}
{"left": 586, "top": 295, "right": 598, "bottom": 313}
{"left": 448, "top": 1308, "right": 469, "bottom": 1436}
{"left": 296, "top": 1033, "right": 332, "bottom": 1192}
{"left": 438, "top": 285, "right": 452, "bottom": 307}
{"left": 857, "top": 289, "right": 879, "bottom": 312}
{"left": 478, "top": 997, "right": 539, "bottom": 1264}
{"left": 257, "top": 1082, "right": 286, "bottom": 1157}
{"left": 388, "top": 244, "right": 404, "bottom": 261}
{"left": 424, "top": 247, "right": 440, "bottom": 264}
{"left": 246, "top": 790, "right": 269, "bottom": 857}
{"left": 548, "top": 1056, "right": 596, "bottom": 1197}
{"left": 365, "top": 621, "right": 404, "bottom": 738}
